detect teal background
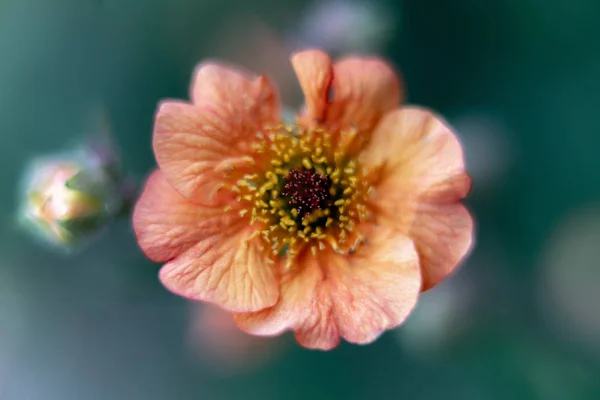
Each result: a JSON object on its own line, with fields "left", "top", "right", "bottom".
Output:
{"left": 1, "top": 0, "right": 600, "bottom": 399}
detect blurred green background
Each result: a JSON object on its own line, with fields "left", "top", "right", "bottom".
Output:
{"left": 1, "top": 0, "right": 600, "bottom": 399}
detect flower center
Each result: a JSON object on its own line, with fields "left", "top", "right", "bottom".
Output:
{"left": 228, "top": 124, "right": 371, "bottom": 267}
{"left": 281, "top": 168, "right": 331, "bottom": 219}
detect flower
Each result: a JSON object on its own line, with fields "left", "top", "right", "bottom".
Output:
{"left": 18, "top": 133, "right": 133, "bottom": 251}
{"left": 293, "top": 0, "right": 393, "bottom": 54}
{"left": 133, "top": 50, "right": 473, "bottom": 350}
{"left": 19, "top": 157, "right": 119, "bottom": 249}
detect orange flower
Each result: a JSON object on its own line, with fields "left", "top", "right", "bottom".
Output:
{"left": 133, "top": 50, "right": 473, "bottom": 350}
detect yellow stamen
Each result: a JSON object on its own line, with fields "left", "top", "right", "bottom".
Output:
{"left": 226, "top": 123, "right": 372, "bottom": 261}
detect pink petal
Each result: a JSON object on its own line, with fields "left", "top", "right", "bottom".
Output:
{"left": 233, "top": 255, "right": 323, "bottom": 336}
{"left": 158, "top": 224, "right": 279, "bottom": 312}
{"left": 133, "top": 170, "right": 238, "bottom": 262}
{"left": 325, "top": 56, "right": 403, "bottom": 133}
{"left": 133, "top": 171, "right": 279, "bottom": 312}
{"left": 292, "top": 53, "right": 402, "bottom": 136}
{"left": 360, "top": 107, "right": 474, "bottom": 290}
{"left": 409, "top": 203, "right": 474, "bottom": 291}
{"left": 234, "top": 226, "right": 421, "bottom": 350}
{"left": 190, "top": 62, "right": 279, "bottom": 121}
{"left": 291, "top": 50, "right": 333, "bottom": 122}
{"left": 154, "top": 63, "right": 279, "bottom": 205}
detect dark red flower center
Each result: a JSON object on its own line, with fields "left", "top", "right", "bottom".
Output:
{"left": 281, "top": 168, "right": 331, "bottom": 218}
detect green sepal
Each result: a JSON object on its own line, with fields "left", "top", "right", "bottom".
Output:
{"left": 55, "top": 211, "right": 108, "bottom": 237}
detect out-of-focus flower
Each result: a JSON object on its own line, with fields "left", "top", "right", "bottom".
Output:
{"left": 451, "top": 113, "right": 514, "bottom": 192}
{"left": 133, "top": 50, "right": 473, "bottom": 350}
{"left": 210, "top": 1, "right": 393, "bottom": 111}
{"left": 187, "top": 303, "right": 286, "bottom": 375}
{"left": 398, "top": 272, "right": 474, "bottom": 357}
{"left": 538, "top": 205, "right": 600, "bottom": 357}
{"left": 399, "top": 234, "right": 511, "bottom": 360}
{"left": 290, "top": 0, "right": 394, "bottom": 54}
{"left": 19, "top": 142, "right": 129, "bottom": 250}
{"left": 210, "top": 18, "right": 297, "bottom": 103}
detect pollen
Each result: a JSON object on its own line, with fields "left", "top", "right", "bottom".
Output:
{"left": 281, "top": 168, "right": 331, "bottom": 218}
{"left": 227, "top": 124, "right": 371, "bottom": 267}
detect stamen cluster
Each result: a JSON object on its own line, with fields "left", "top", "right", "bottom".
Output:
{"left": 230, "top": 125, "right": 371, "bottom": 266}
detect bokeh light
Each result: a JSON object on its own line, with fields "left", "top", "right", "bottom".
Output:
{"left": 538, "top": 205, "right": 600, "bottom": 357}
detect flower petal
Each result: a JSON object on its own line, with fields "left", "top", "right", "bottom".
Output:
{"left": 234, "top": 226, "right": 421, "bottom": 350}
{"left": 360, "top": 107, "right": 473, "bottom": 290}
{"left": 291, "top": 50, "right": 333, "bottom": 122}
{"left": 158, "top": 225, "right": 279, "bottom": 312}
{"left": 133, "top": 170, "right": 237, "bottom": 263}
{"left": 154, "top": 63, "right": 279, "bottom": 205}
{"left": 292, "top": 53, "right": 402, "bottom": 136}
{"left": 133, "top": 170, "right": 279, "bottom": 312}
{"left": 325, "top": 56, "right": 402, "bottom": 133}
{"left": 233, "top": 254, "right": 322, "bottom": 336}
{"left": 190, "top": 62, "right": 279, "bottom": 120}
{"left": 409, "top": 203, "right": 474, "bottom": 291}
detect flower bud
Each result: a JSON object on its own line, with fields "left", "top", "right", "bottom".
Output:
{"left": 19, "top": 147, "right": 126, "bottom": 250}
